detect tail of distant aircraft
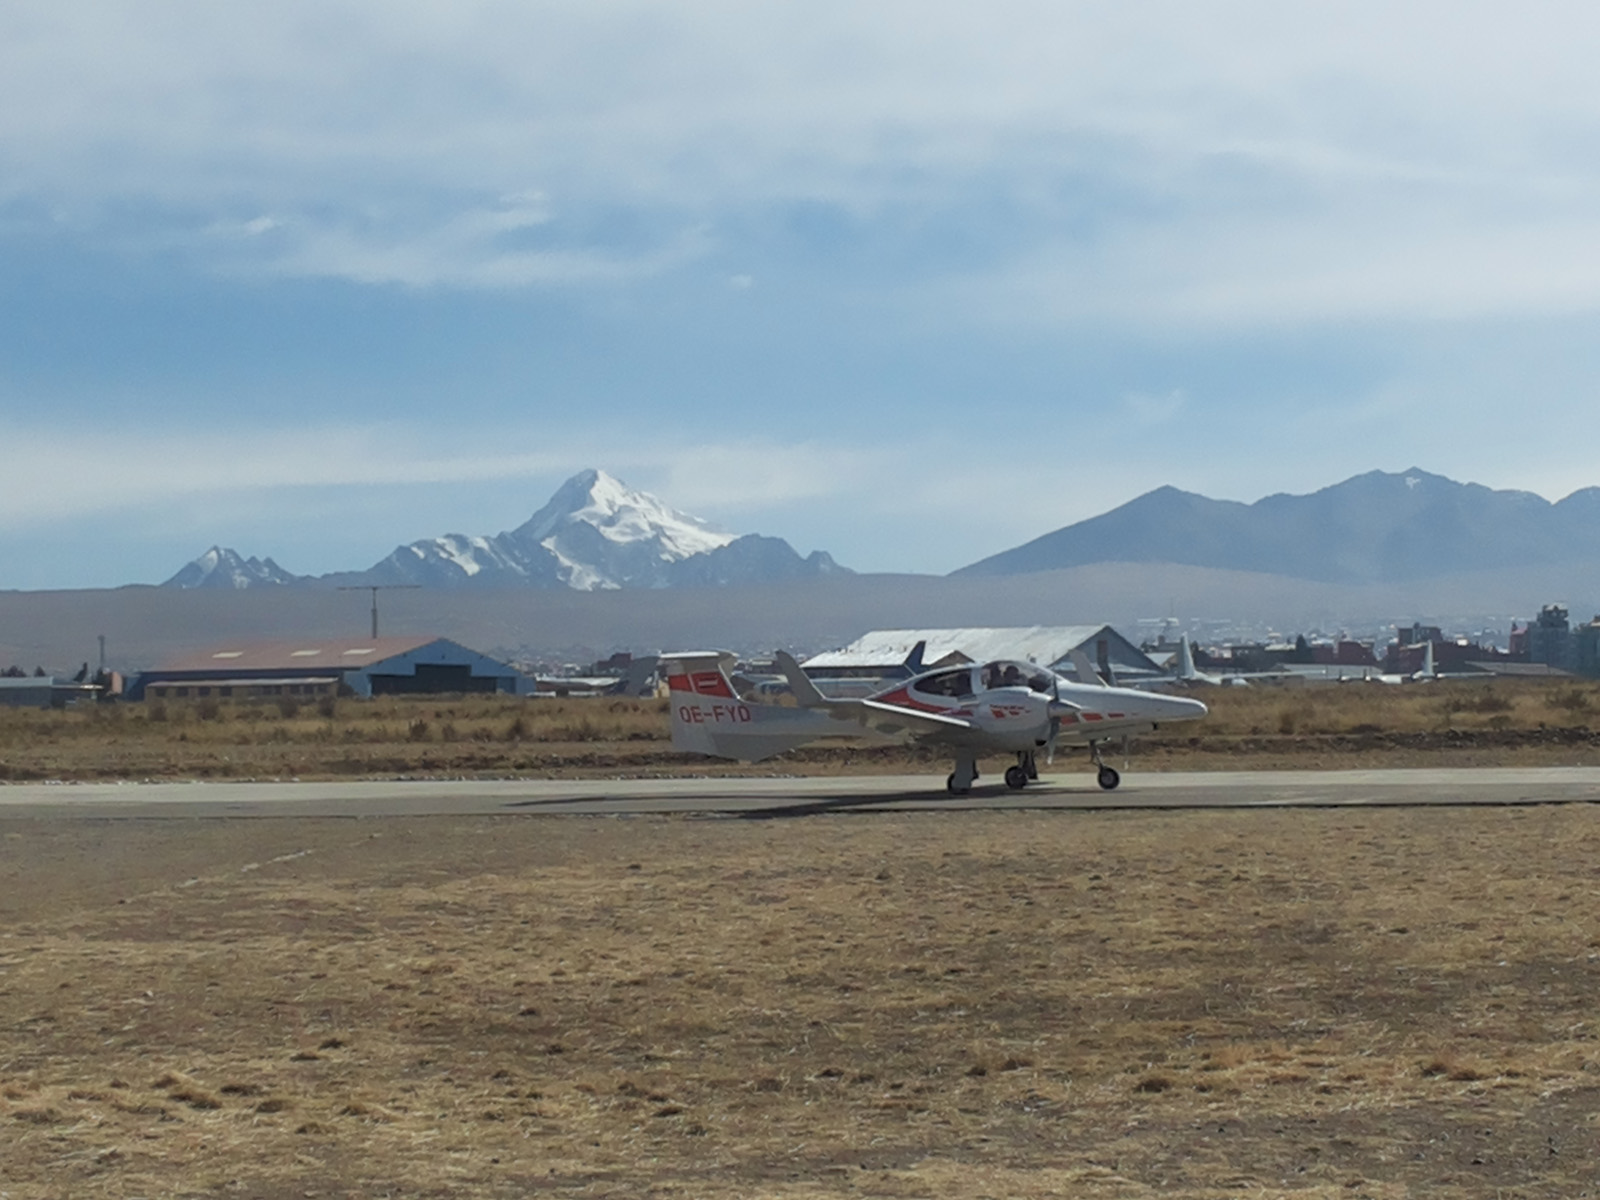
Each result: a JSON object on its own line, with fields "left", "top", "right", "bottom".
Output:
{"left": 1069, "top": 649, "right": 1109, "bottom": 687}
{"left": 1177, "top": 633, "right": 1198, "bottom": 681}
{"left": 1417, "top": 640, "right": 1436, "bottom": 680}
{"left": 663, "top": 651, "right": 839, "bottom": 762}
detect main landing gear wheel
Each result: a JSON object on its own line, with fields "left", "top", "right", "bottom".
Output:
{"left": 946, "top": 773, "right": 969, "bottom": 795}
{"left": 1097, "top": 765, "right": 1121, "bottom": 791}
{"left": 1004, "top": 765, "right": 1029, "bottom": 790}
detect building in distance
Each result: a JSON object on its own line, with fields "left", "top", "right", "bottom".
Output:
{"left": 129, "top": 636, "right": 524, "bottom": 701}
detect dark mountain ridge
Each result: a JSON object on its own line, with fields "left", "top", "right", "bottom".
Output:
{"left": 957, "top": 468, "right": 1600, "bottom": 584}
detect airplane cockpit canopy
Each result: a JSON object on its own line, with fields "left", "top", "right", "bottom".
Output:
{"left": 911, "top": 667, "right": 975, "bottom": 698}
{"left": 979, "top": 661, "right": 1057, "bottom": 694}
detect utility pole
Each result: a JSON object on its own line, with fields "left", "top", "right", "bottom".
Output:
{"left": 338, "top": 585, "right": 421, "bottom": 638}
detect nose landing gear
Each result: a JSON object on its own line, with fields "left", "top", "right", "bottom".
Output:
{"left": 1090, "top": 741, "right": 1121, "bottom": 790}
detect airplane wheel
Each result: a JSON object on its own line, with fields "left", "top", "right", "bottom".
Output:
{"left": 1097, "top": 766, "right": 1121, "bottom": 791}
{"left": 946, "top": 773, "right": 969, "bottom": 795}
{"left": 1004, "top": 765, "right": 1029, "bottom": 790}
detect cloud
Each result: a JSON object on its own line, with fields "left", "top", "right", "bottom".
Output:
{"left": 5, "top": 0, "right": 1600, "bottom": 317}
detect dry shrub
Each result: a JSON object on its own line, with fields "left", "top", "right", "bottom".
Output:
{"left": 1552, "top": 687, "right": 1593, "bottom": 715}
{"left": 152, "top": 1071, "right": 221, "bottom": 1110}
{"left": 276, "top": 697, "right": 302, "bottom": 719}
{"left": 406, "top": 718, "right": 431, "bottom": 742}
{"left": 1420, "top": 1054, "right": 1491, "bottom": 1082}
{"left": 553, "top": 715, "right": 603, "bottom": 742}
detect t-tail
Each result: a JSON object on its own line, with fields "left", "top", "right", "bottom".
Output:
{"left": 663, "top": 651, "right": 840, "bottom": 763}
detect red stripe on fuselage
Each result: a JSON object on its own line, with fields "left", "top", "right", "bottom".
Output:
{"left": 875, "top": 687, "right": 957, "bottom": 714}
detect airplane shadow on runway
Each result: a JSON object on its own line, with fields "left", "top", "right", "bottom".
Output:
{"left": 501, "top": 783, "right": 1095, "bottom": 819}
{"left": 729, "top": 791, "right": 943, "bottom": 819}
{"left": 499, "top": 789, "right": 945, "bottom": 816}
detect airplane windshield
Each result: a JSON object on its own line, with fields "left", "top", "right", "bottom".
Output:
{"left": 980, "top": 661, "right": 1057, "bottom": 693}
{"left": 913, "top": 668, "right": 974, "bottom": 698}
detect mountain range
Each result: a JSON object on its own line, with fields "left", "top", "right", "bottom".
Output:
{"left": 167, "top": 466, "right": 1595, "bottom": 594}
{"left": 956, "top": 468, "right": 1599, "bottom": 584}
{"left": 166, "top": 469, "right": 844, "bottom": 591}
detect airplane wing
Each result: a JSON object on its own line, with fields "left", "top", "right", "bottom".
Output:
{"left": 773, "top": 649, "right": 973, "bottom": 738}
{"left": 854, "top": 698, "right": 975, "bottom": 737}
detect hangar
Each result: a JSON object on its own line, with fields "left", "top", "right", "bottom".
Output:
{"left": 801, "top": 625, "right": 1165, "bottom": 696}
{"left": 0, "top": 676, "right": 101, "bottom": 709}
{"left": 129, "top": 636, "right": 524, "bottom": 701}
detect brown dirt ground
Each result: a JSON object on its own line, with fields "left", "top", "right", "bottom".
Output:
{"left": 2, "top": 805, "right": 1599, "bottom": 1198}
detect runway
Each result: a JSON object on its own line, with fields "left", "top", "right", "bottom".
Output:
{"left": 2, "top": 766, "right": 1600, "bottom": 819}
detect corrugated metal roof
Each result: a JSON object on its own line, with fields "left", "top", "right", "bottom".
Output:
{"left": 802, "top": 626, "right": 1118, "bottom": 670}
{"left": 146, "top": 677, "right": 341, "bottom": 688}
{"left": 154, "top": 636, "right": 440, "bottom": 673}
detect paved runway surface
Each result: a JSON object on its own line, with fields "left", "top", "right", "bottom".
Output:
{"left": 3, "top": 767, "right": 1600, "bottom": 819}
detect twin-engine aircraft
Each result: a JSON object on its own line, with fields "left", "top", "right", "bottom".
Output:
{"left": 664, "top": 649, "right": 1207, "bottom": 794}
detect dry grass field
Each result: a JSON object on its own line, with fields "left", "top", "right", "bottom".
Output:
{"left": 5, "top": 678, "right": 1600, "bottom": 782}
{"left": 4, "top": 680, "right": 1600, "bottom": 1195}
{"left": 2, "top": 805, "right": 1599, "bottom": 1198}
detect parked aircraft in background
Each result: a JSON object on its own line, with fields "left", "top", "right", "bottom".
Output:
{"left": 1374, "top": 640, "right": 1437, "bottom": 685}
{"left": 1169, "top": 633, "right": 1298, "bottom": 687}
{"left": 662, "top": 650, "right": 1207, "bottom": 794}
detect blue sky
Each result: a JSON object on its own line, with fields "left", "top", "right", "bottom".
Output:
{"left": 7, "top": 1, "right": 1600, "bottom": 588}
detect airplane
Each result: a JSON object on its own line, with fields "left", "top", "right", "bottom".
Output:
{"left": 1170, "top": 633, "right": 1275, "bottom": 687}
{"left": 1372, "top": 640, "right": 1437, "bottom": 685}
{"left": 662, "top": 649, "right": 1208, "bottom": 794}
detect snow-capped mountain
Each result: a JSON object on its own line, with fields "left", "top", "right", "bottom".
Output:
{"left": 163, "top": 470, "right": 846, "bottom": 591}
{"left": 163, "top": 547, "right": 304, "bottom": 589}
{"left": 364, "top": 469, "right": 841, "bottom": 589}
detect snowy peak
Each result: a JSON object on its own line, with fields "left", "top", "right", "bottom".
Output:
{"left": 366, "top": 469, "right": 841, "bottom": 591}
{"left": 164, "top": 546, "right": 302, "bottom": 589}
{"left": 515, "top": 469, "right": 736, "bottom": 561}
{"left": 158, "top": 472, "right": 846, "bottom": 591}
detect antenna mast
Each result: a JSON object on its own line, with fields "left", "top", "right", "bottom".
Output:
{"left": 337, "top": 584, "right": 421, "bottom": 638}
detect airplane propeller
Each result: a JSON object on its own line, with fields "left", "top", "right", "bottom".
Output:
{"left": 1044, "top": 675, "right": 1073, "bottom": 764}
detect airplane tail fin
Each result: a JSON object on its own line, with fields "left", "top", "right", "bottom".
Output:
{"left": 1177, "top": 634, "right": 1197, "bottom": 681}
{"left": 903, "top": 639, "right": 928, "bottom": 675}
{"left": 663, "top": 651, "right": 837, "bottom": 763}
{"left": 1418, "top": 641, "right": 1436, "bottom": 679}
{"left": 773, "top": 650, "right": 828, "bottom": 707}
{"left": 619, "top": 654, "right": 659, "bottom": 696}
{"left": 1069, "top": 649, "right": 1107, "bottom": 686}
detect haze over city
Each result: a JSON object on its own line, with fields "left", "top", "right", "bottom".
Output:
{"left": 6, "top": 2, "right": 1600, "bottom": 589}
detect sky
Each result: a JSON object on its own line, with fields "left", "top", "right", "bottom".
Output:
{"left": 6, "top": 1, "right": 1600, "bottom": 588}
